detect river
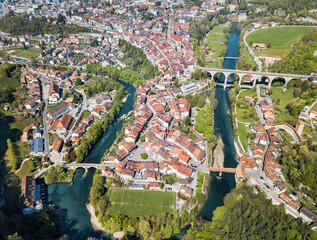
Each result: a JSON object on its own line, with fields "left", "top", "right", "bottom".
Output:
{"left": 199, "top": 22, "right": 241, "bottom": 220}
{"left": 47, "top": 22, "right": 241, "bottom": 238}
{"left": 47, "top": 81, "right": 136, "bottom": 239}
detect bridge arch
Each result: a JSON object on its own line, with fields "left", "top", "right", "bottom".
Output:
{"left": 256, "top": 76, "right": 270, "bottom": 86}
{"left": 240, "top": 74, "right": 255, "bottom": 87}
{"left": 286, "top": 78, "right": 302, "bottom": 88}
{"left": 213, "top": 72, "right": 226, "bottom": 84}
{"left": 227, "top": 73, "right": 240, "bottom": 85}
{"left": 271, "top": 77, "right": 286, "bottom": 87}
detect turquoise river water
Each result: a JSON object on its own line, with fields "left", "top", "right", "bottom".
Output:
{"left": 47, "top": 22, "right": 242, "bottom": 238}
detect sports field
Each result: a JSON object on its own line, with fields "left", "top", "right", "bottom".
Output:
{"left": 106, "top": 189, "right": 176, "bottom": 217}
{"left": 246, "top": 26, "right": 315, "bottom": 57}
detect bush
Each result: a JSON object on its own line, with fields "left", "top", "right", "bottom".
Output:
{"left": 140, "top": 153, "right": 148, "bottom": 159}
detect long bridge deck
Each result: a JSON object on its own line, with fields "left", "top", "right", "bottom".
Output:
{"left": 208, "top": 167, "right": 236, "bottom": 173}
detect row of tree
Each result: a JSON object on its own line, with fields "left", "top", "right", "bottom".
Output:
{"left": 6, "top": 139, "right": 17, "bottom": 170}
{"left": 194, "top": 103, "right": 217, "bottom": 149}
{"left": 75, "top": 86, "right": 125, "bottom": 163}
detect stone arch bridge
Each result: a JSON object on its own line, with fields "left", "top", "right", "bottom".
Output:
{"left": 62, "top": 163, "right": 107, "bottom": 171}
{"left": 200, "top": 67, "right": 311, "bottom": 89}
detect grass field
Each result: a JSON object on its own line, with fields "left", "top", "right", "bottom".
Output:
{"left": 47, "top": 101, "right": 64, "bottom": 112}
{"left": 0, "top": 63, "right": 20, "bottom": 89}
{"left": 270, "top": 87, "right": 295, "bottom": 122}
{"left": 15, "top": 48, "right": 41, "bottom": 58}
{"left": 246, "top": 26, "right": 316, "bottom": 57}
{"left": 237, "top": 122, "right": 248, "bottom": 152}
{"left": 15, "top": 160, "right": 37, "bottom": 179}
{"left": 238, "top": 89, "right": 257, "bottom": 99}
{"left": 205, "top": 23, "right": 228, "bottom": 67}
{"left": 107, "top": 189, "right": 176, "bottom": 217}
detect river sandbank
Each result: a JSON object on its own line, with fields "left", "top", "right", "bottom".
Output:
{"left": 86, "top": 203, "right": 104, "bottom": 231}
{"left": 212, "top": 137, "right": 225, "bottom": 168}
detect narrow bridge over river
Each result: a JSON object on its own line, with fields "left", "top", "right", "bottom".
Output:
{"left": 200, "top": 67, "right": 311, "bottom": 89}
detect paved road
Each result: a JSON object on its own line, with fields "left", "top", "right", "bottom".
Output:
{"left": 65, "top": 90, "right": 87, "bottom": 140}
{"left": 256, "top": 85, "right": 266, "bottom": 125}
{"left": 42, "top": 86, "right": 50, "bottom": 158}
{"left": 243, "top": 29, "right": 262, "bottom": 70}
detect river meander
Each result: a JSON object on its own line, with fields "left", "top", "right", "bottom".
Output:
{"left": 48, "top": 22, "right": 242, "bottom": 238}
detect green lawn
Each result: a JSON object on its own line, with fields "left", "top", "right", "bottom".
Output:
{"left": 270, "top": 87, "right": 295, "bottom": 122}
{"left": 238, "top": 89, "right": 257, "bottom": 99}
{"left": 15, "top": 48, "right": 41, "bottom": 58}
{"left": 80, "top": 111, "right": 91, "bottom": 122}
{"left": 237, "top": 122, "right": 248, "bottom": 152}
{"left": 107, "top": 189, "right": 176, "bottom": 217}
{"left": 15, "top": 160, "right": 37, "bottom": 179}
{"left": 47, "top": 101, "right": 64, "bottom": 112}
{"left": 0, "top": 109, "right": 34, "bottom": 132}
{"left": 205, "top": 23, "right": 228, "bottom": 67}
{"left": 280, "top": 131, "right": 293, "bottom": 144}
{"left": 0, "top": 64, "right": 20, "bottom": 89}
{"left": 246, "top": 26, "right": 316, "bottom": 57}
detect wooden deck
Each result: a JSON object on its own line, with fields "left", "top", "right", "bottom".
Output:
{"left": 208, "top": 167, "right": 236, "bottom": 173}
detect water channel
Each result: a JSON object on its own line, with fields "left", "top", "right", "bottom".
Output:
{"left": 48, "top": 81, "right": 136, "bottom": 239}
{"left": 47, "top": 22, "right": 241, "bottom": 238}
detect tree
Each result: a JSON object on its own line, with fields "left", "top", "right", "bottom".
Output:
{"left": 72, "top": 94, "right": 79, "bottom": 104}
{"left": 140, "top": 153, "right": 148, "bottom": 159}
{"left": 64, "top": 154, "right": 70, "bottom": 164}
{"left": 140, "top": 135, "right": 146, "bottom": 142}
{"left": 172, "top": 218, "right": 181, "bottom": 234}
{"left": 125, "top": 225, "right": 135, "bottom": 237}
{"left": 181, "top": 210, "right": 188, "bottom": 225}
{"left": 75, "top": 78, "right": 82, "bottom": 86}
{"left": 267, "top": 41, "right": 272, "bottom": 48}
{"left": 138, "top": 220, "right": 151, "bottom": 239}
{"left": 183, "top": 116, "right": 191, "bottom": 126}
{"left": 165, "top": 224, "right": 173, "bottom": 238}
{"left": 174, "top": 78, "right": 180, "bottom": 87}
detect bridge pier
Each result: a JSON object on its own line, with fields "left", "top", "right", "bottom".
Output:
{"left": 268, "top": 80, "right": 272, "bottom": 89}
{"left": 223, "top": 73, "right": 229, "bottom": 90}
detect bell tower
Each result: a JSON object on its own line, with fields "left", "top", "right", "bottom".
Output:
{"left": 167, "top": 15, "right": 174, "bottom": 39}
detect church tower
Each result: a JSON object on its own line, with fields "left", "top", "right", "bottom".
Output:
{"left": 167, "top": 15, "right": 174, "bottom": 39}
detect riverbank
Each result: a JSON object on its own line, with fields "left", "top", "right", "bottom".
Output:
{"left": 86, "top": 203, "right": 104, "bottom": 231}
